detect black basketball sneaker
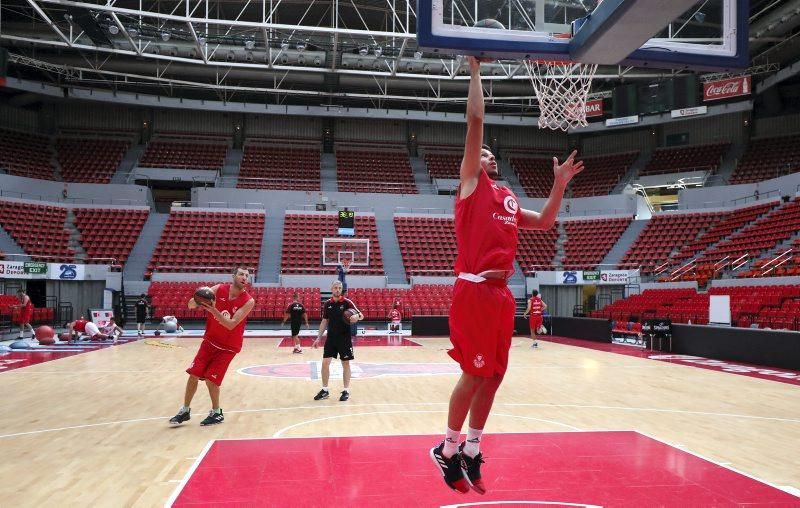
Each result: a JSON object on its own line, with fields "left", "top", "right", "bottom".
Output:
{"left": 169, "top": 408, "right": 190, "bottom": 426}
{"left": 429, "top": 441, "right": 469, "bottom": 493}
{"left": 200, "top": 410, "right": 224, "bottom": 426}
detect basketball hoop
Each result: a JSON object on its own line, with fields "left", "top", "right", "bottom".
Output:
{"left": 523, "top": 36, "right": 598, "bottom": 132}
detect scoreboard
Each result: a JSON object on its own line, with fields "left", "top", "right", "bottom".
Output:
{"left": 338, "top": 209, "right": 355, "bottom": 236}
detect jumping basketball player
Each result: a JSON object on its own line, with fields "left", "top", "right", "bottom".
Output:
{"left": 430, "top": 56, "right": 584, "bottom": 494}
{"left": 523, "top": 290, "right": 548, "bottom": 348}
{"left": 13, "top": 289, "right": 34, "bottom": 340}
{"left": 283, "top": 293, "right": 309, "bottom": 353}
{"left": 169, "top": 265, "right": 254, "bottom": 426}
{"left": 312, "top": 280, "right": 363, "bottom": 402}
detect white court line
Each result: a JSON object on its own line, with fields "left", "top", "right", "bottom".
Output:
{"left": 164, "top": 439, "right": 215, "bottom": 508}
{"left": 637, "top": 431, "right": 800, "bottom": 500}
{"left": 1, "top": 401, "right": 798, "bottom": 440}
{"left": 271, "top": 410, "right": 582, "bottom": 437}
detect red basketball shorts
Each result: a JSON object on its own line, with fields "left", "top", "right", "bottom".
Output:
{"left": 186, "top": 340, "right": 237, "bottom": 386}
{"left": 448, "top": 277, "right": 515, "bottom": 378}
{"left": 529, "top": 315, "right": 543, "bottom": 331}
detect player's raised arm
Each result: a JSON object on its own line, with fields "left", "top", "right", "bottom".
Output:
{"left": 460, "top": 56, "right": 485, "bottom": 197}
{"left": 519, "top": 150, "right": 584, "bottom": 230}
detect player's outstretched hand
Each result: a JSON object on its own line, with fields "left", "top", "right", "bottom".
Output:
{"left": 553, "top": 149, "right": 584, "bottom": 186}
{"left": 312, "top": 338, "right": 320, "bottom": 349}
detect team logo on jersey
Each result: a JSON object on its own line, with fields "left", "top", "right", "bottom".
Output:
{"left": 221, "top": 310, "right": 231, "bottom": 319}
{"left": 473, "top": 354, "right": 485, "bottom": 369}
{"left": 503, "top": 196, "right": 518, "bottom": 215}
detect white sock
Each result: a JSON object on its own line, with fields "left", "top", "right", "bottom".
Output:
{"left": 342, "top": 388, "right": 349, "bottom": 393}
{"left": 463, "top": 427, "right": 483, "bottom": 458}
{"left": 442, "top": 427, "right": 460, "bottom": 458}
{"left": 321, "top": 386, "right": 328, "bottom": 392}
{"left": 179, "top": 406, "right": 190, "bottom": 413}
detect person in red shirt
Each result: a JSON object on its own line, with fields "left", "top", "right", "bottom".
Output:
{"left": 169, "top": 265, "right": 255, "bottom": 427}
{"left": 388, "top": 303, "right": 402, "bottom": 333}
{"left": 67, "top": 316, "right": 89, "bottom": 342}
{"left": 12, "top": 289, "right": 35, "bottom": 340}
{"left": 430, "top": 56, "right": 583, "bottom": 495}
{"left": 523, "top": 290, "right": 548, "bottom": 348}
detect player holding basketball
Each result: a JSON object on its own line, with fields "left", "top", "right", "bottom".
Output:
{"left": 430, "top": 56, "right": 583, "bottom": 494}
{"left": 523, "top": 290, "right": 548, "bottom": 348}
{"left": 12, "top": 289, "right": 35, "bottom": 340}
{"left": 169, "top": 266, "right": 255, "bottom": 426}
{"left": 283, "top": 293, "right": 309, "bottom": 353}
{"left": 312, "top": 280, "right": 362, "bottom": 402}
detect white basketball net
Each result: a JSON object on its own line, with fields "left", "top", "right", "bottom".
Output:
{"left": 524, "top": 60, "right": 598, "bottom": 132}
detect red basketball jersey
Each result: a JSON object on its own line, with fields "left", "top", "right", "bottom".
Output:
{"left": 454, "top": 169, "right": 520, "bottom": 276}
{"left": 529, "top": 296, "right": 544, "bottom": 315}
{"left": 390, "top": 309, "right": 402, "bottom": 322}
{"left": 204, "top": 283, "right": 252, "bottom": 353}
{"left": 73, "top": 319, "right": 87, "bottom": 332}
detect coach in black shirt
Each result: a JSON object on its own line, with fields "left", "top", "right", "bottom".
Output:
{"left": 283, "top": 293, "right": 309, "bottom": 354}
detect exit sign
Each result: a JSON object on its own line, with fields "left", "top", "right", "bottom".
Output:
{"left": 23, "top": 262, "right": 47, "bottom": 274}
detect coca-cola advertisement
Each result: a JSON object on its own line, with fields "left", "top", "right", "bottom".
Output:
{"left": 703, "top": 75, "right": 751, "bottom": 102}
{"left": 584, "top": 99, "right": 604, "bottom": 118}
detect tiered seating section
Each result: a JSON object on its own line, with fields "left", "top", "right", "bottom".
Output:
{"left": 570, "top": 152, "right": 638, "bottom": 197}
{"left": 517, "top": 228, "right": 559, "bottom": 274}
{"left": 667, "top": 202, "right": 777, "bottom": 268}
{"left": 237, "top": 145, "right": 320, "bottom": 190}
{"left": 730, "top": 134, "right": 800, "bottom": 184}
{"left": 139, "top": 141, "right": 227, "bottom": 170}
{"left": 562, "top": 217, "right": 632, "bottom": 269}
{"left": 620, "top": 212, "right": 720, "bottom": 274}
{"left": 0, "top": 129, "right": 55, "bottom": 180}
{"left": 56, "top": 138, "right": 128, "bottom": 183}
{"left": 424, "top": 152, "right": 462, "bottom": 180}
{"left": 148, "top": 283, "right": 321, "bottom": 320}
{"left": 73, "top": 208, "right": 148, "bottom": 265}
{"left": 0, "top": 200, "right": 74, "bottom": 262}
{"left": 692, "top": 197, "right": 800, "bottom": 284}
{"left": 336, "top": 150, "right": 417, "bottom": 194}
{"left": 146, "top": 210, "right": 264, "bottom": 278}
{"left": 347, "top": 285, "right": 452, "bottom": 319}
{"left": 281, "top": 213, "right": 384, "bottom": 275}
{"left": 639, "top": 142, "right": 729, "bottom": 176}
{"left": 394, "top": 216, "right": 455, "bottom": 277}
{"left": 592, "top": 286, "right": 800, "bottom": 330}
{"left": 510, "top": 157, "right": 553, "bottom": 197}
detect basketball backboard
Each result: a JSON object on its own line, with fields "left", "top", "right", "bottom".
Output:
{"left": 417, "top": 0, "right": 748, "bottom": 71}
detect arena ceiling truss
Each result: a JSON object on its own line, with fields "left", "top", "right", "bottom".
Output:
{"left": 0, "top": 0, "right": 797, "bottom": 112}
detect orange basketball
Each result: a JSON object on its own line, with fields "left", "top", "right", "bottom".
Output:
{"left": 35, "top": 325, "right": 56, "bottom": 345}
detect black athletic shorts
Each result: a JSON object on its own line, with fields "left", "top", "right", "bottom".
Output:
{"left": 323, "top": 334, "right": 354, "bottom": 361}
{"left": 291, "top": 322, "right": 301, "bottom": 337}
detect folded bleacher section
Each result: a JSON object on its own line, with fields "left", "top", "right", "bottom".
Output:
{"left": 561, "top": 216, "right": 633, "bottom": 269}
{"left": 639, "top": 142, "right": 729, "bottom": 176}
{"left": 336, "top": 150, "right": 417, "bottom": 194}
{"left": 237, "top": 144, "right": 320, "bottom": 190}
{"left": 146, "top": 210, "right": 264, "bottom": 278}
{"left": 730, "top": 134, "right": 800, "bottom": 184}
{"left": 281, "top": 213, "right": 384, "bottom": 275}
{"left": 393, "top": 215, "right": 455, "bottom": 277}
{"left": 0, "top": 200, "right": 74, "bottom": 262}
{"left": 424, "top": 152, "right": 462, "bottom": 180}
{"left": 56, "top": 138, "right": 129, "bottom": 183}
{"left": 73, "top": 208, "right": 149, "bottom": 266}
{"left": 139, "top": 139, "right": 227, "bottom": 170}
{"left": 570, "top": 152, "right": 638, "bottom": 197}
{"left": 510, "top": 156, "right": 553, "bottom": 198}
{"left": 0, "top": 129, "right": 55, "bottom": 181}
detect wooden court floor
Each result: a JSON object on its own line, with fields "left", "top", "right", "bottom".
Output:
{"left": 1, "top": 333, "right": 799, "bottom": 506}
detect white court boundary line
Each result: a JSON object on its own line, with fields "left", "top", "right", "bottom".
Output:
{"left": 271, "top": 410, "right": 582, "bottom": 437}
{"left": 2, "top": 401, "right": 799, "bottom": 440}
{"left": 164, "top": 439, "right": 215, "bottom": 508}
{"left": 636, "top": 430, "right": 800, "bottom": 500}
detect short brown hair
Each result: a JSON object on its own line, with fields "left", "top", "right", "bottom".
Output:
{"left": 232, "top": 265, "right": 250, "bottom": 275}
{"left": 481, "top": 144, "right": 492, "bottom": 153}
